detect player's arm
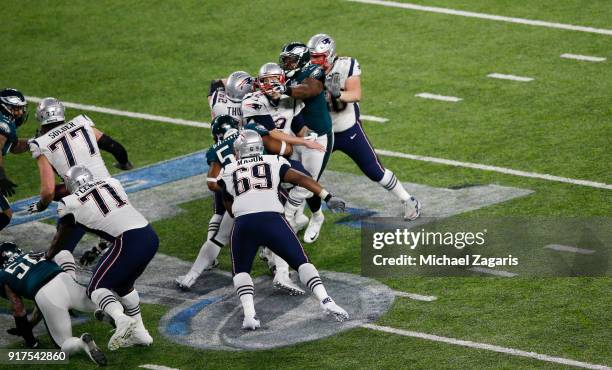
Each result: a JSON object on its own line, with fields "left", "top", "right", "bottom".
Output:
{"left": 282, "top": 167, "right": 346, "bottom": 212}
{"left": 4, "top": 284, "right": 39, "bottom": 348}
{"left": 92, "top": 127, "right": 133, "bottom": 170}
{"left": 286, "top": 77, "right": 324, "bottom": 100}
{"left": 46, "top": 213, "right": 77, "bottom": 260}
{"left": 216, "top": 178, "right": 234, "bottom": 218}
{"left": 0, "top": 135, "right": 17, "bottom": 197}
{"left": 9, "top": 139, "right": 31, "bottom": 154}
{"left": 268, "top": 130, "right": 325, "bottom": 152}
{"left": 261, "top": 135, "right": 292, "bottom": 157}
{"left": 339, "top": 75, "right": 361, "bottom": 103}
{"left": 33, "top": 155, "right": 56, "bottom": 212}
{"left": 207, "top": 162, "right": 223, "bottom": 192}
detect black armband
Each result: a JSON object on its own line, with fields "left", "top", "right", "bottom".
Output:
{"left": 285, "top": 86, "right": 293, "bottom": 97}
{"left": 209, "top": 79, "right": 225, "bottom": 96}
{"left": 97, "top": 134, "right": 129, "bottom": 165}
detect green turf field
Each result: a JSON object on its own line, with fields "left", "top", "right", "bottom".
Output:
{"left": 1, "top": 0, "right": 611, "bottom": 368}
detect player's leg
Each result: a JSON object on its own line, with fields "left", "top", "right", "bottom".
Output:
{"left": 53, "top": 250, "right": 77, "bottom": 279}
{"left": 59, "top": 224, "right": 87, "bottom": 253}
{"left": 266, "top": 214, "right": 349, "bottom": 321}
{"left": 117, "top": 288, "right": 152, "bottom": 347}
{"left": 35, "top": 274, "right": 106, "bottom": 365}
{"left": 300, "top": 132, "right": 333, "bottom": 243}
{"left": 0, "top": 197, "right": 12, "bottom": 232}
{"left": 230, "top": 214, "right": 262, "bottom": 330}
{"left": 176, "top": 212, "right": 232, "bottom": 290}
{"left": 87, "top": 236, "right": 137, "bottom": 350}
{"left": 336, "top": 123, "right": 421, "bottom": 220}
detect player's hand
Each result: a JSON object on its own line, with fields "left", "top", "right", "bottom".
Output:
{"left": 272, "top": 83, "right": 286, "bottom": 95}
{"left": 303, "top": 139, "right": 326, "bottom": 152}
{"left": 0, "top": 176, "right": 17, "bottom": 197}
{"left": 326, "top": 195, "right": 346, "bottom": 213}
{"left": 327, "top": 72, "right": 342, "bottom": 99}
{"left": 27, "top": 201, "right": 46, "bottom": 214}
{"left": 80, "top": 248, "right": 101, "bottom": 266}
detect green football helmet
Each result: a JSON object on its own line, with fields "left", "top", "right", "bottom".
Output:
{"left": 0, "top": 242, "right": 22, "bottom": 268}
{"left": 279, "top": 42, "right": 310, "bottom": 78}
{"left": 211, "top": 115, "right": 239, "bottom": 142}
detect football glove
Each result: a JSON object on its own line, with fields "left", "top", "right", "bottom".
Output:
{"left": 325, "top": 195, "right": 346, "bottom": 213}
{"left": 27, "top": 200, "right": 47, "bottom": 214}
{"left": 327, "top": 72, "right": 342, "bottom": 99}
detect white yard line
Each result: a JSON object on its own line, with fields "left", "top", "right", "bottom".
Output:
{"left": 487, "top": 73, "right": 534, "bottom": 82}
{"left": 26, "top": 96, "right": 210, "bottom": 129}
{"left": 415, "top": 93, "right": 462, "bottom": 102}
{"left": 393, "top": 290, "right": 437, "bottom": 302}
{"left": 362, "top": 324, "right": 611, "bottom": 369}
{"left": 361, "top": 114, "right": 389, "bottom": 123}
{"left": 346, "top": 0, "right": 612, "bottom": 36}
{"left": 25, "top": 96, "right": 612, "bottom": 191}
{"left": 544, "top": 244, "right": 595, "bottom": 255}
{"left": 139, "top": 365, "right": 180, "bottom": 370}
{"left": 374, "top": 149, "right": 612, "bottom": 191}
{"left": 560, "top": 53, "right": 607, "bottom": 62}
{"left": 468, "top": 267, "right": 517, "bottom": 277}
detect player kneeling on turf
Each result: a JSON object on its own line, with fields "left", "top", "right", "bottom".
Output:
{"left": 215, "top": 130, "right": 349, "bottom": 330}
{"left": 0, "top": 242, "right": 106, "bottom": 366}
{"left": 47, "top": 165, "right": 158, "bottom": 350}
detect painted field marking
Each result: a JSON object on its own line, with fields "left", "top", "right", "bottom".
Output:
{"left": 362, "top": 324, "right": 612, "bottom": 370}
{"left": 346, "top": 0, "right": 612, "bottom": 36}
{"left": 415, "top": 93, "right": 462, "bottom": 102}
{"left": 393, "top": 290, "right": 437, "bottom": 301}
{"left": 25, "top": 96, "right": 612, "bottom": 191}
{"left": 544, "top": 244, "right": 595, "bottom": 255}
{"left": 561, "top": 53, "right": 607, "bottom": 62}
{"left": 468, "top": 267, "right": 517, "bottom": 277}
{"left": 487, "top": 73, "right": 534, "bottom": 82}
{"left": 139, "top": 365, "right": 179, "bottom": 370}
{"left": 361, "top": 114, "right": 389, "bottom": 123}
{"left": 26, "top": 96, "right": 210, "bottom": 129}
{"left": 374, "top": 149, "right": 612, "bottom": 191}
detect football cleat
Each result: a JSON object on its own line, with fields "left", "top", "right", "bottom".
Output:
{"left": 175, "top": 274, "right": 198, "bottom": 291}
{"left": 121, "top": 328, "right": 153, "bottom": 347}
{"left": 303, "top": 211, "right": 324, "bottom": 243}
{"left": 81, "top": 333, "right": 107, "bottom": 366}
{"left": 107, "top": 315, "right": 136, "bottom": 351}
{"left": 273, "top": 272, "right": 305, "bottom": 296}
{"left": 320, "top": 297, "right": 350, "bottom": 322}
{"left": 113, "top": 161, "right": 133, "bottom": 171}
{"left": 242, "top": 315, "right": 261, "bottom": 331}
{"left": 403, "top": 196, "right": 422, "bottom": 221}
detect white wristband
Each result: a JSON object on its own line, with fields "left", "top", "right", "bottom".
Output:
{"left": 206, "top": 177, "right": 217, "bottom": 183}
{"left": 279, "top": 141, "right": 287, "bottom": 156}
{"left": 319, "top": 189, "right": 329, "bottom": 200}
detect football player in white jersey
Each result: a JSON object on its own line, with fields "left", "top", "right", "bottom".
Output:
{"left": 208, "top": 71, "right": 254, "bottom": 124}
{"left": 46, "top": 166, "right": 158, "bottom": 351}
{"left": 307, "top": 34, "right": 422, "bottom": 221}
{"left": 28, "top": 97, "right": 133, "bottom": 262}
{"left": 215, "top": 130, "right": 349, "bottom": 330}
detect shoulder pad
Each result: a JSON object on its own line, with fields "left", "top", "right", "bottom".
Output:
{"left": 0, "top": 122, "right": 10, "bottom": 135}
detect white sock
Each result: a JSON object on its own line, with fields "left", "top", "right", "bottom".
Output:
{"left": 207, "top": 214, "right": 223, "bottom": 241}
{"left": 273, "top": 253, "right": 290, "bottom": 276}
{"left": 233, "top": 272, "right": 256, "bottom": 318}
{"left": 378, "top": 169, "right": 410, "bottom": 201}
{"left": 119, "top": 289, "right": 145, "bottom": 332}
{"left": 90, "top": 288, "right": 124, "bottom": 322}
{"left": 53, "top": 250, "right": 76, "bottom": 279}
{"left": 61, "top": 337, "right": 85, "bottom": 355}
{"left": 190, "top": 240, "right": 222, "bottom": 276}
{"left": 298, "top": 263, "right": 328, "bottom": 301}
